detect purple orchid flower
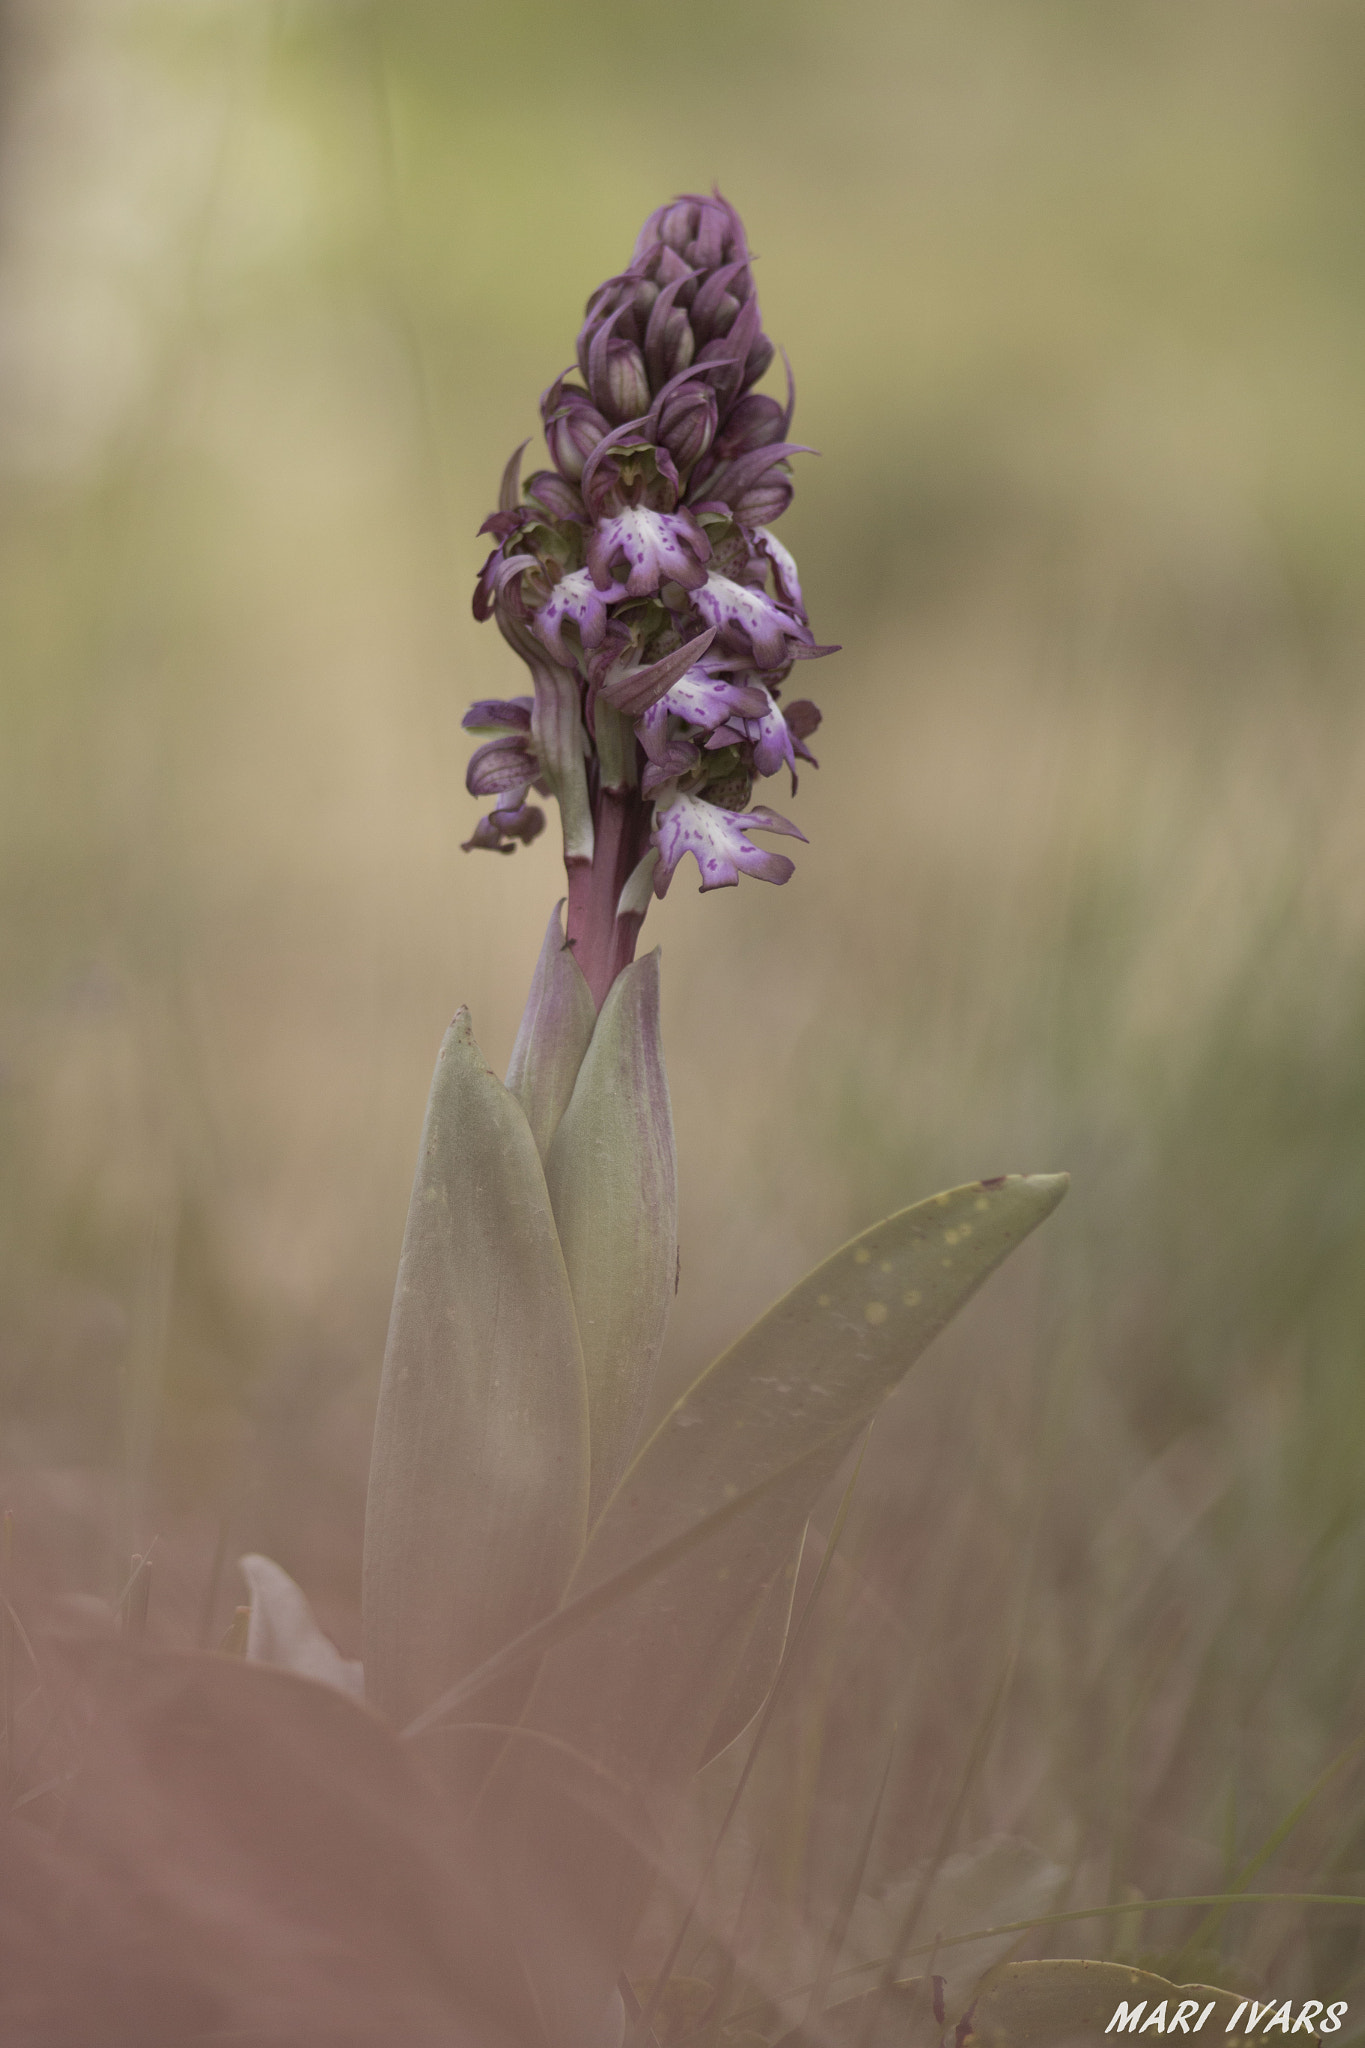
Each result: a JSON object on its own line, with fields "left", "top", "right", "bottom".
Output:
{"left": 465, "top": 190, "right": 835, "bottom": 1008}
{"left": 461, "top": 697, "right": 533, "bottom": 735}
{"left": 651, "top": 790, "right": 806, "bottom": 896}
{"left": 585, "top": 507, "right": 711, "bottom": 597}
{"left": 461, "top": 799, "right": 546, "bottom": 856}
{"left": 532, "top": 567, "right": 624, "bottom": 665}
{"left": 693, "top": 572, "right": 813, "bottom": 670}
{"left": 466, "top": 734, "right": 542, "bottom": 799}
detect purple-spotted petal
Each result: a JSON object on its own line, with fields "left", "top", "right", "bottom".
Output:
{"left": 585, "top": 507, "right": 711, "bottom": 598}
{"left": 656, "top": 668, "right": 770, "bottom": 732}
{"left": 755, "top": 527, "right": 806, "bottom": 617}
{"left": 694, "top": 572, "right": 811, "bottom": 670}
{"left": 532, "top": 567, "right": 623, "bottom": 664}
{"left": 638, "top": 711, "right": 700, "bottom": 792}
{"left": 651, "top": 791, "right": 806, "bottom": 896}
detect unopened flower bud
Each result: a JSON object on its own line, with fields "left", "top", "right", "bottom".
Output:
{"left": 634, "top": 192, "right": 749, "bottom": 273}
{"left": 715, "top": 393, "right": 786, "bottom": 460}
{"left": 543, "top": 381, "right": 610, "bottom": 481}
{"left": 524, "top": 470, "right": 584, "bottom": 521}
{"left": 733, "top": 468, "right": 794, "bottom": 525}
{"left": 467, "top": 190, "right": 835, "bottom": 959}
{"left": 466, "top": 733, "right": 541, "bottom": 799}
{"left": 595, "top": 339, "right": 651, "bottom": 426}
{"left": 656, "top": 382, "right": 717, "bottom": 472}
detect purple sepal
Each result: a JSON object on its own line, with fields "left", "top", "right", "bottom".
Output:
{"left": 651, "top": 791, "right": 805, "bottom": 896}
{"left": 783, "top": 699, "right": 822, "bottom": 754}
{"left": 499, "top": 439, "right": 531, "bottom": 513}
{"left": 688, "top": 259, "right": 749, "bottom": 347}
{"left": 734, "top": 474, "right": 793, "bottom": 525}
{"left": 461, "top": 801, "right": 546, "bottom": 854}
{"left": 699, "top": 682, "right": 799, "bottom": 780}
{"left": 632, "top": 191, "right": 751, "bottom": 270}
{"left": 713, "top": 393, "right": 787, "bottom": 461}
{"left": 639, "top": 724, "right": 700, "bottom": 795}
{"left": 472, "top": 548, "right": 537, "bottom": 623}
{"left": 478, "top": 505, "right": 534, "bottom": 543}
{"left": 462, "top": 697, "right": 534, "bottom": 735}
{"left": 692, "top": 441, "right": 809, "bottom": 515}
{"left": 541, "top": 375, "right": 610, "bottom": 481}
{"left": 466, "top": 734, "right": 541, "bottom": 798}
{"left": 580, "top": 425, "right": 679, "bottom": 521}
{"left": 694, "top": 572, "right": 813, "bottom": 670}
{"left": 585, "top": 506, "right": 711, "bottom": 598}
{"left": 585, "top": 304, "right": 651, "bottom": 425}
{"left": 655, "top": 381, "right": 717, "bottom": 472}
{"left": 643, "top": 274, "right": 698, "bottom": 387}
{"left": 694, "top": 292, "right": 766, "bottom": 414}
{"left": 524, "top": 470, "right": 584, "bottom": 522}
{"left": 533, "top": 567, "right": 624, "bottom": 664}
{"left": 653, "top": 667, "right": 769, "bottom": 734}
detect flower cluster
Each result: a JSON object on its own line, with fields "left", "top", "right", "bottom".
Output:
{"left": 467, "top": 191, "right": 834, "bottom": 1006}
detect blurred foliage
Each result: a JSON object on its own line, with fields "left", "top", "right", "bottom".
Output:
{"left": 2, "top": 0, "right": 1365, "bottom": 2012}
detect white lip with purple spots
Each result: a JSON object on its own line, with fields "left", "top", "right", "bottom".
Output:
{"left": 586, "top": 507, "right": 710, "bottom": 598}
{"left": 693, "top": 573, "right": 806, "bottom": 669}
{"left": 533, "top": 567, "right": 624, "bottom": 664}
{"left": 651, "top": 789, "right": 806, "bottom": 895}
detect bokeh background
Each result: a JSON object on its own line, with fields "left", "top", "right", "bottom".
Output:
{"left": 3, "top": 0, "right": 1365, "bottom": 2003}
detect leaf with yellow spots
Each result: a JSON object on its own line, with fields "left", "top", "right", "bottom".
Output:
{"left": 475, "top": 1173, "right": 1067, "bottom": 2048}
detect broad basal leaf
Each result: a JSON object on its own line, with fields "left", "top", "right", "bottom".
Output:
{"left": 362, "top": 1009, "right": 589, "bottom": 1739}
{"left": 480, "top": 1173, "right": 1067, "bottom": 2048}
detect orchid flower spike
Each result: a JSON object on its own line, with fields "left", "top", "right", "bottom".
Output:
{"left": 467, "top": 189, "right": 836, "bottom": 1007}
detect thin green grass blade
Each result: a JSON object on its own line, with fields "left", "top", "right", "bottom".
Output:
{"left": 632, "top": 1440, "right": 871, "bottom": 2048}
{"left": 726, "top": 1893, "right": 1365, "bottom": 2032}
{"left": 1171, "top": 1724, "right": 1365, "bottom": 1975}
{"left": 697, "top": 1524, "right": 806, "bottom": 1769}
{"left": 803, "top": 1735, "right": 897, "bottom": 2039}
{"left": 777, "top": 1961, "right": 1252, "bottom": 2048}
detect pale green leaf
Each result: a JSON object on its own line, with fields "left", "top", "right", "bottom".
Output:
{"left": 505, "top": 899, "right": 596, "bottom": 1162}
{"left": 362, "top": 1009, "right": 589, "bottom": 1735}
{"left": 479, "top": 1173, "right": 1067, "bottom": 2048}
{"left": 545, "top": 948, "right": 677, "bottom": 1518}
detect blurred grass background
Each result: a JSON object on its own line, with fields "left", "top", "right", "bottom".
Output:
{"left": 3, "top": 0, "right": 1365, "bottom": 2006}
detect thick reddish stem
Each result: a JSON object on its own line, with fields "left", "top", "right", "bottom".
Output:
{"left": 565, "top": 786, "right": 652, "bottom": 1009}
